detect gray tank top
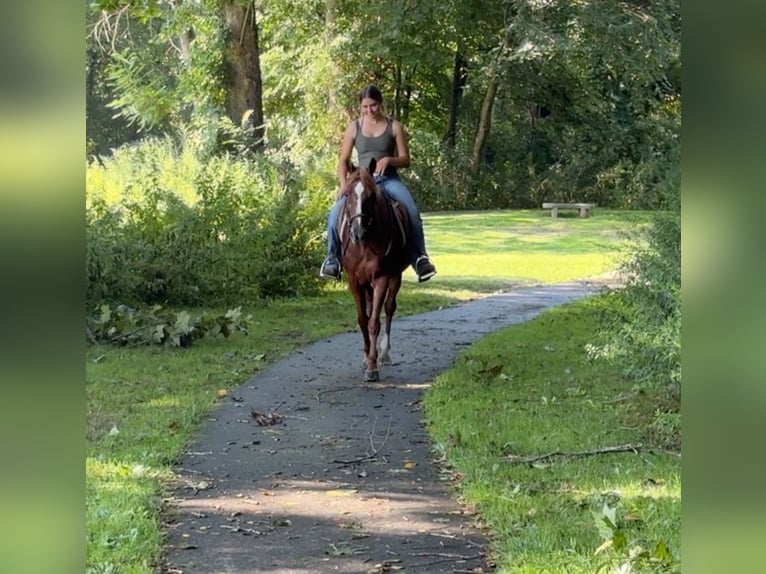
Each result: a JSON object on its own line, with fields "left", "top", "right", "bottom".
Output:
{"left": 355, "top": 118, "right": 397, "bottom": 176}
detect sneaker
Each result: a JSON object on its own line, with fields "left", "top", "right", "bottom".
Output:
{"left": 319, "top": 257, "right": 342, "bottom": 280}
{"left": 415, "top": 255, "right": 437, "bottom": 283}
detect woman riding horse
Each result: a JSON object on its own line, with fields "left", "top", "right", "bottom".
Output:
{"left": 320, "top": 84, "right": 437, "bottom": 283}
{"left": 337, "top": 162, "right": 410, "bottom": 380}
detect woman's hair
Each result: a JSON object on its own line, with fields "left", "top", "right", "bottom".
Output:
{"left": 359, "top": 84, "right": 383, "bottom": 103}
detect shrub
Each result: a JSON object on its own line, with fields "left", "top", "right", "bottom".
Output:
{"left": 590, "top": 212, "right": 681, "bottom": 393}
{"left": 86, "top": 138, "right": 328, "bottom": 308}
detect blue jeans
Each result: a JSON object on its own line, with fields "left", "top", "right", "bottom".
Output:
{"left": 326, "top": 175, "right": 427, "bottom": 268}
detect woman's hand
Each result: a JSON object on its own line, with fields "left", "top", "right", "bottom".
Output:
{"left": 374, "top": 156, "right": 391, "bottom": 176}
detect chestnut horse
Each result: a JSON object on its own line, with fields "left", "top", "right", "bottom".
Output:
{"left": 338, "top": 161, "right": 409, "bottom": 382}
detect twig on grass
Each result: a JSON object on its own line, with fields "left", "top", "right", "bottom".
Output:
{"left": 332, "top": 414, "right": 393, "bottom": 465}
{"left": 506, "top": 443, "right": 680, "bottom": 465}
{"left": 411, "top": 553, "right": 484, "bottom": 567}
{"left": 424, "top": 532, "right": 484, "bottom": 550}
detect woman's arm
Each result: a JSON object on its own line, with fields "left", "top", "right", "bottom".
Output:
{"left": 374, "top": 120, "right": 411, "bottom": 176}
{"left": 336, "top": 122, "right": 356, "bottom": 194}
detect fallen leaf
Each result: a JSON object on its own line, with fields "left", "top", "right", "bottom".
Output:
{"left": 251, "top": 410, "right": 284, "bottom": 426}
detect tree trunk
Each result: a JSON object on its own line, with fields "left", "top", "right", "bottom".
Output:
{"left": 223, "top": 0, "right": 265, "bottom": 151}
{"left": 470, "top": 76, "right": 498, "bottom": 175}
{"left": 393, "top": 66, "right": 402, "bottom": 120}
{"left": 325, "top": 0, "right": 336, "bottom": 110}
{"left": 402, "top": 71, "right": 413, "bottom": 124}
{"left": 391, "top": 66, "right": 413, "bottom": 122}
{"left": 443, "top": 48, "right": 467, "bottom": 148}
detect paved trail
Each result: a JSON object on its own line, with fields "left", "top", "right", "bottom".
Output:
{"left": 163, "top": 280, "right": 611, "bottom": 574}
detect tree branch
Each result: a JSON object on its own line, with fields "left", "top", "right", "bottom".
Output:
{"left": 411, "top": 554, "right": 484, "bottom": 568}
{"left": 332, "top": 414, "right": 392, "bottom": 465}
{"left": 506, "top": 443, "right": 680, "bottom": 465}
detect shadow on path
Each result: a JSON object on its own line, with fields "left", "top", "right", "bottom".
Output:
{"left": 163, "top": 280, "right": 613, "bottom": 574}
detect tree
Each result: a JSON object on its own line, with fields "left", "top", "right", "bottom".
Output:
{"left": 442, "top": 47, "right": 467, "bottom": 148}
{"left": 222, "top": 0, "right": 265, "bottom": 152}
{"left": 470, "top": 74, "right": 498, "bottom": 175}
{"left": 88, "top": 0, "right": 266, "bottom": 155}
{"left": 86, "top": 0, "right": 680, "bottom": 210}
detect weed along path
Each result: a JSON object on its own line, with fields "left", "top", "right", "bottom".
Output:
{"left": 163, "top": 280, "right": 614, "bottom": 574}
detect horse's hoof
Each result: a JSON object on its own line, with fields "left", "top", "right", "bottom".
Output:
{"left": 379, "top": 353, "right": 392, "bottom": 365}
{"left": 364, "top": 369, "right": 379, "bottom": 382}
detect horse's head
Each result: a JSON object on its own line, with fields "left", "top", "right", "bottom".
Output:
{"left": 343, "top": 163, "right": 380, "bottom": 244}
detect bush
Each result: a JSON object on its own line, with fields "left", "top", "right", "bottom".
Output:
{"left": 86, "top": 138, "right": 328, "bottom": 308}
{"left": 407, "top": 130, "right": 516, "bottom": 212}
{"left": 590, "top": 212, "right": 681, "bottom": 392}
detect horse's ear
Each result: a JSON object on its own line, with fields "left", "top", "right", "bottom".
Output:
{"left": 368, "top": 157, "right": 377, "bottom": 174}
{"left": 348, "top": 162, "right": 358, "bottom": 174}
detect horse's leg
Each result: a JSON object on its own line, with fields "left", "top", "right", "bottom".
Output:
{"left": 349, "top": 282, "right": 371, "bottom": 363}
{"left": 364, "top": 278, "right": 389, "bottom": 382}
{"left": 361, "top": 285, "right": 374, "bottom": 367}
{"left": 379, "top": 274, "right": 401, "bottom": 365}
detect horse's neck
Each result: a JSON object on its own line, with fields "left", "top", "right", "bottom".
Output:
{"left": 373, "top": 192, "right": 393, "bottom": 231}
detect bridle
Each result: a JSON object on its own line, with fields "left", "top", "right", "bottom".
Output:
{"left": 340, "top": 174, "right": 394, "bottom": 256}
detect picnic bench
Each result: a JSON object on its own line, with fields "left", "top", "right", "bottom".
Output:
{"left": 542, "top": 202, "right": 596, "bottom": 218}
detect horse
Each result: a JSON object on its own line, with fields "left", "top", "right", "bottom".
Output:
{"left": 337, "top": 160, "right": 409, "bottom": 382}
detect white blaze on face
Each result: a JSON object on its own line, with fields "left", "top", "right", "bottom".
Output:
{"left": 353, "top": 181, "right": 364, "bottom": 219}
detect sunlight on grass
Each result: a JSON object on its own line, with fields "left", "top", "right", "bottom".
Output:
{"left": 145, "top": 396, "right": 182, "bottom": 409}
{"left": 436, "top": 253, "right": 616, "bottom": 283}
{"left": 86, "top": 457, "right": 166, "bottom": 572}
{"left": 418, "top": 209, "right": 645, "bottom": 289}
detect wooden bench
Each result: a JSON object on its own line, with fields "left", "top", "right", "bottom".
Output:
{"left": 542, "top": 202, "right": 596, "bottom": 218}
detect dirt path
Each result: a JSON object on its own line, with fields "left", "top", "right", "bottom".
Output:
{"left": 163, "top": 280, "right": 613, "bottom": 574}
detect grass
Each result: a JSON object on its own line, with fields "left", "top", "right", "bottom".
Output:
{"left": 423, "top": 298, "right": 681, "bottom": 573}
{"left": 418, "top": 209, "right": 648, "bottom": 292}
{"left": 85, "top": 208, "right": 657, "bottom": 573}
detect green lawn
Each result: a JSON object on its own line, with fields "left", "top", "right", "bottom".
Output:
{"left": 86, "top": 209, "right": 660, "bottom": 573}
{"left": 423, "top": 298, "right": 681, "bottom": 573}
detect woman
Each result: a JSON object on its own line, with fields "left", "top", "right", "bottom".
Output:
{"left": 319, "top": 84, "right": 437, "bottom": 282}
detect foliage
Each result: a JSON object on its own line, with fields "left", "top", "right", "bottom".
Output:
{"left": 592, "top": 498, "right": 678, "bottom": 573}
{"left": 87, "top": 0, "right": 680, "bottom": 213}
{"left": 86, "top": 137, "right": 328, "bottom": 307}
{"left": 488, "top": 1, "right": 681, "bottom": 210}
{"left": 88, "top": 0, "right": 225, "bottom": 136}
{"left": 87, "top": 303, "right": 251, "bottom": 347}
{"left": 588, "top": 212, "right": 681, "bottom": 398}
{"left": 87, "top": 47, "right": 144, "bottom": 157}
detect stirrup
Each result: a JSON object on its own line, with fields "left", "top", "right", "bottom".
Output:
{"left": 319, "top": 258, "right": 342, "bottom": 280}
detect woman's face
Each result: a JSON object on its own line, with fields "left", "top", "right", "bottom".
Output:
{"left": 360, "top": 97, "right": 381, "bottom": 119}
